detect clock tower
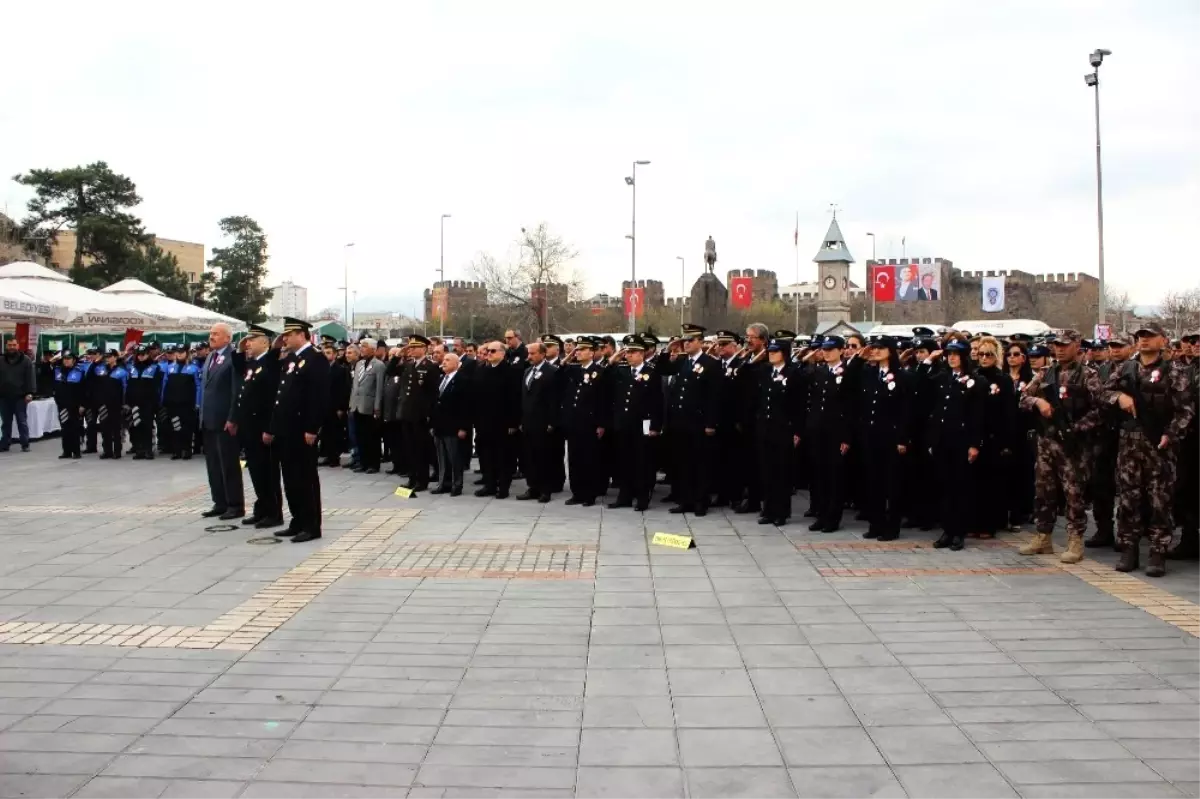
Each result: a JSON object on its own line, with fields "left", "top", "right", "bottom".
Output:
{"left": 814, "top": 215, "right": 854, "bottom": 325}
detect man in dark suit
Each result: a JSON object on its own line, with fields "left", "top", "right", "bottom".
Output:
{"left": 431, "top": 352, "right": 472, "bottom": 495}
{"left": 199, "top": 322, "right": 244, "bottom": 520}
{"left": 518, "top": 341, "right": 560, "bottom": 503}
{"left": 560, "top": 336, "right": 608, "bottom": 506}
{"left": 234, "top": 325, "right": 282, "bottom": 529}
{"left": 319, "top": 336, "right": 350, "bottom": 467}
{"left": 266, "top": 318, "right": 330, "bottom": 543}
{"left": 609, "top": 334, "right": 663, "bottom": 511}
{"left": 472, "top": 342, "right": 520, "bottom": 499}
{"left": 657, "top": 323, "right": 722, "bottom": 516}
{"left": 918, "top": 272, "right": 939, "bottom": 301}
{"left": 398, "top": 335, "right": 440, "bottom": 490}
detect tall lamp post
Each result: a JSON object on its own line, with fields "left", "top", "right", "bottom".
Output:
{"left": 866, "top": 232, "right": 877, "bottom": 322}
{"left": 439, "top": 214, "right": 452, "bottom": 337}
{"left": 342, "top": 242, "right": 355, "bottom": 326}
{"left": 1085, "top": 48, "right": 1111, "bottom": 326}
{"left": 676, "top": 256, "right": 685, "bottom": 326}
{"left": 625, "top": 160, "right": 650, "bottom": 334}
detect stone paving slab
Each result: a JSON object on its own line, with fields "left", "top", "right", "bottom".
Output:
{"left": 0, "top": 445, "right": 1197, "bottom": 797}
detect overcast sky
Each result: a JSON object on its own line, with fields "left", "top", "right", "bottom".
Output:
{"left": 2, "top": 0, "right": 1197, "bottom": 316}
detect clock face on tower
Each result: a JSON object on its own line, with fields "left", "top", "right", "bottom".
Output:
{"left": 823, "top": 275, "right": 837, "bottom": 290}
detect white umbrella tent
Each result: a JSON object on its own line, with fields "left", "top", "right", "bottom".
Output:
{"left": 0, "top": 261, "right": 165, "bottom": 328}
{"left": 100, "top": 278, "right": 245, "bottom": 332}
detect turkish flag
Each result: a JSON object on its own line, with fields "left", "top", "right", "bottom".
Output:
{"left": 623, "top": 287, "right": 645, "bottom": 318}
{"left": 871, "top": 266, "right": 896, "bottom": 302}
{"left": 123, "top": 328, "right": 145, "bottom": 351}
{"left": 730, "top": 276, "right": 753, "bottom": 309}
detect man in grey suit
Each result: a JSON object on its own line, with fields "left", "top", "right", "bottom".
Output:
{"left": 350, "top": 339, "right": 386, "bottom": 474}
{"left": 200, "top": 322, "right": 245, "bottom": 519}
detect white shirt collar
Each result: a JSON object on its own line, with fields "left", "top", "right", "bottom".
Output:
{"left": 294, "top": 342, "right": 311, "bottom": 356}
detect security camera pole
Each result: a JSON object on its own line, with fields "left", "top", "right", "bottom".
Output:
{"left": 1085, "top": 48, "right": 1111, "bottom": 326}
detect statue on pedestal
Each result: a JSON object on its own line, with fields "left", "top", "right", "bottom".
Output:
{"left": 704, "top": 236, "right": 717, "bottom": 273}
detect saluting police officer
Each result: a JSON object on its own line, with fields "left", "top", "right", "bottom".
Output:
{"left": 805, "top": 335, "right": 854, "bottom": 532}
{"left": 607, "top": 334, "right": 663, "bottom": 511}
{"left": 93, "top": 350, "right": 128, "bottom": 459}
{"left": 235, "top": 325, "right": 283, "bottom": 530}
{"left": 657, "top": 323, "right": 721, "bottom": 516}
{"left": 266, "top": 318, "right": 330, "bottom": 543}
{"left": 754, "top": 337, "right": 804, "bottom": 526}
{"left": 560, "top": 336, "right": 609, "bottom": 506}
{"left": 52, "top": 350, "right": 86, "bottom": 459}
{"left": 126, "top": 344, "right": 164, "bottom": 460}
{"left": 398, "top": 335, "right": 439, "bottom": 491}
{"left": 858, "top": 335, "right": 913, "bottom": 541}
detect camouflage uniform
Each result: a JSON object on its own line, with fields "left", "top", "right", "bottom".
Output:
{"left": 1102, "top": 356, "right": 1196, "bottom": 560}
{"left": 1018, "top": 359, "right": 1104, "bottom": 560}
{"left": 1171, "top": 355, "right": 1199, "bottom": 558}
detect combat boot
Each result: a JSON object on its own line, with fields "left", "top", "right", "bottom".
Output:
{"left": 1019, "top": 532, "right": 1054, "bottom": 556}
{"left": 1060, "top": 532, "right": 1085, "bottom": 564}
{"left": 1114, "top": 546, "right": 1139, "bottom": 573}
{"left": 1145, "top": 551, "right": 1166, "bottom": 578}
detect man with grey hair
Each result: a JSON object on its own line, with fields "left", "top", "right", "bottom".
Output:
{"left": 199, "top": 322, "right": 244, "bottom": 519}
{"left": 350, "top": 338, "right": 386, "bottom": 474}
{"left": 431, "top": 353, "right": 471, "bottom": 494}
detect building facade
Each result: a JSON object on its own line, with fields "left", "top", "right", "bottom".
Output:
{"left": 268, "top": 280, "right": 308, "bottom": 319}
{"left": 47, "top": 231, "right": 205, "bottom": 283}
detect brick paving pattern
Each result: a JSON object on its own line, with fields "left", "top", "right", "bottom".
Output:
{"left": 0, "top": 447, "right": 1196, "bottom": 798}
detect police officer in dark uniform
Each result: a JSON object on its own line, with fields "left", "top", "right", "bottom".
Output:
{"left": 398, "top": 335, "right": 439, "bottom": 491}
{"left": 191, "top": 342, "right": 209, "bottom": 455}
{"left": 518, "top": 340, "right": 561, "bottom": 502}
{"left": 319, "top": 335, "right": 350, "bottom": 467}
{"left": 561, "top": 336, "right": 609, "bottom": 506}
{"left": 754, "top": 337, "right": 804, "bottom": 526}
{"left": 858, "top": 335, "right": 913, "bottom": 540}
{"left": 52, "top": 350, "right": 86, "bottom": 459}
{"left": 541, "top": 334, "right": 569, "bottom": 493}
{"left": 1171, "top": 331, "right": 1199, "bottom": 560}
{"left": 80, "top": 349, "right": 101, "bottom": 454}
{"left": 928, "top": 338, "right": 986, "bottom": 551}
{"left": 162, "top": 345, "right": 201, "bottom": 460}
{"left": 901, "top": 330, "right": 942, "bottom": 530}
{"left": 235, "top": 324, "right": 283, "bottom": 529}
{"left": 711, "top": 330, "right": 746, "bottom": 508}
{"left": 126, "top": 344, "right": 164, "bottom": 459}
{"left": 608, "top": 334, "right": 662, "bottom": 511}
{"left": 267, "top": 318, "right": 330, "bottom": 543}
{"left": 93, "top": 350, "right": 128, "bottom": 459}
{"left": 806, "top": 335, "right": 855, "bottom": 532}
{"left": 658, "top": 323, "right": 721, "bottom": 516}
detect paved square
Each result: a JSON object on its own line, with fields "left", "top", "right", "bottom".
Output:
{"left": 0, "top": 447, "right": 1197, "bottom": 797}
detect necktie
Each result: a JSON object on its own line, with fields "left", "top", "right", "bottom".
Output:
{"left": 526, "top": 367, "right": 536, "bottom": 388}
{"left": 439, "top": 374, "right": 450, "bottom": 394}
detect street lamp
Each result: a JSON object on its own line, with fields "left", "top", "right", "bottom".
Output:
{"left": 1085, "top": 48, "right": 1111, "bottom": 326}
{"left": 676, "top": 256, "right": 685, "bottom": 326}
{"left": 626, "top": 160, "right": 650, "bottom": 334}
{"left": 342, "top": 243, "right": 355, "bottom": 326}
{"left": 866, "top": 232, "right": 877, "bottom": 322}
{"left": 439, "top": 214, "right": 451, "bottom": 337}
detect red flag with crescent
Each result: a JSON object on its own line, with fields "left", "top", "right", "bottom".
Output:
{"left": 872, "top": 265, "right": 896, "bottom": 302}
{"left": 730, "top": 276, "right": 753, "bottom": 309}
{"left": 623, "top": 287, "right": 645, "bottom": 318}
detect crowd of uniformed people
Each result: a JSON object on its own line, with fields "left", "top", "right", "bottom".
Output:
{"left": 41, "top": 317, "right": 1198, "bottom": 576}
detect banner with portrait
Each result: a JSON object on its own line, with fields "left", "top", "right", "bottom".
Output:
{"left": 894, "top": 264, "right": 941, "bottom": 302}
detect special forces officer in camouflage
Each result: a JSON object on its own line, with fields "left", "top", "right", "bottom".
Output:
{"left": 1086, "top": 331, "right": 1136, "bottom": 551}
{"left": 1102, "top": 322, "right": 1196, "bottom": 577}
{"left": 1018, "top": 330, "right": 1104, "bottom": 563}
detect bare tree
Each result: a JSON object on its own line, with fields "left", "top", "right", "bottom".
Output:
{"left": 469, "top": 222, "right": 582, "bottom": 335}
{"left": 1159, "top": 288, "right": 1200, "bottom": 338}
{"left": 1104, "top": 285, "right": 1134, "bottom": 330}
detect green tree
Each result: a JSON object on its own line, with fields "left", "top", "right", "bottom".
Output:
{"left": 12, "top": 162, "right": 143, "bottom": 271}
{"left": 125, "top": 243, "right": 191, "bottom": 301}
{"left": 205, "top": 215, "right": 272, "bottom": 323}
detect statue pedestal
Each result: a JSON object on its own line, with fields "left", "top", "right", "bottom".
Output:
{"left": 689, "top": 272, "right": 729, "bottom": 330}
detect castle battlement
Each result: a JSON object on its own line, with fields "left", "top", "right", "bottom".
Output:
{"left": 432, "top": 280, "right": 485, "bottom": 290}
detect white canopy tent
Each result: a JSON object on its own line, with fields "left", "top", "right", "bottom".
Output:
{"left": 0, "top": 261, "right": 169, "bottom": 329}
{"left": 0, "top": 284, "right": 68, "bottom": 324}
{"left": 100, "top": 278, "right": 246, "bottom": 332}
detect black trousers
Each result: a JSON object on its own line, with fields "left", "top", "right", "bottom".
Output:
{"left": 319, "top": 412, "right": 345, "bottom": 462}
{"left": 477, "top": 428, "right": 514, "bottom": 492}
{"left": 716, "top": 428, "right": 743, "bottom": 504}
{"left": 166, "top": 405, "right": 195, "bottom": 457}
{"left": 668, "top": 427, "right": 712, "bottom": 510}
{"left": 203, "top": 428, "right": 244, "bottom": 512}
{"left": 401, "top": 421, "right": 432, "bottom": 487}
{"left": 757, "top": 431, "right": 795, "bottom": 521}
{"left": 972, "top": 440, "right": 1006, "bottom": 536}
{"left": 243, "top": 432, "right": 282, "bottom": 520}
{"left": 1006, "top": 432, "right": 1036, "bottom": 526}
{"left": 384, "top": 420, "right": 405, "bottom": 474}
{"left": 129, "top": 403, "right": 156, "bottom": 454}
{"left": 615, "top": 429, "right": 655, "bottom": 505}
{"left": 85, "top": 408, "right": 99, "bottom": 452}
{"left": 936, "top": 442, "right": 976, "bottom": 539}
{"left": 58, "top": 405, "right": 81, "bottom": 456}
{"left": 279, "top": 435, "right": 321, "bottom": 533}
{"left": 1091, "top": 432, "right": 1119, "bottom": 536}
{"left": 98, "top": 404, "right": 121, "bottom": 457}
{"left": 156, "top": 408, "right": 170, "bottom": 452}
{"left": 864, "top": 438, "right": 905, "bottom": 536}
{"left": 523, "top": 428, "right": 555, "bottom": 496}
{"left": 354, "top": 412, "right": 381, "bottom": 469}
{"left": 567, "top": 428, "right": 602, "bottom": 500}
{"left": 550, "top": 431, "right": 566, "bottom": 492}
{"left": 808, "top": 430, "right": 845, "bottom": 526}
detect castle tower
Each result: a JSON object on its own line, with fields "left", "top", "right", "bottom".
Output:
{"left": 814, "top": 215, "right": 853, "bottom": 325}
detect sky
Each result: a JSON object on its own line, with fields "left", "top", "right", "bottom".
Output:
{"left": 2, "top": 0, "right": 1197, "bottom": 318}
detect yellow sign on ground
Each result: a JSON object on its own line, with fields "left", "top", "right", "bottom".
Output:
{"left": 394, "top": 486, "right": 414, "bottom": 498}
{"left": 651, "top": 532, "right": 694, "bottom": 550}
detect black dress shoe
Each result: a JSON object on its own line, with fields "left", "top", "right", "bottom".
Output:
{"left": 877, "top": 532, "right": 899, "bottom": 541}
{"left": 365, "top": 467, "right": 379, "bottom": 475}
{"left": 709, "top": 498, "right": 728, "bottom": 509}
{"left": 274, "top": 528, "right": 297, "bottom": 537}
{"left": 949, "top": 536, "right": 965, "bottom": 551}
{"left": 734, "top": 502, "right": 759, "bottom": 515}
{"left": 693, "top": 507, "right": 707, "bottom": 517}
{"left": 608, "top": 500, "right": 632, "bottom": 509}
{"left": 495, "top": 490, "right": 510, "bottom": 500}
{"left": 580, "top": 499, "right": 595, "bottom": 507}
{"left": 820, "top": 525, "right": 839, "bottom": 533}
{"left": 242, "top": 515, "right": 262, "bottom": 526}
{"left": 808, "top": 521, "right": 824, "bottom": 531}
{"left": 352, "top": 466, "right": 366, "bottom": 473}
{"left": 450, "top": 488, "right": 462, "bottom": 497}
{"left": 219, "top": 509, "right": 245, "bottom": 521}
{"left": 668, "top": 505, "right": 692, "bottom": 514}
{"left": 201, "top": 507, "right": 227, "bottom": 518}
{"left": 71, "top": 453, "right": 81, "bottom": 460}
{"left": 429, "top": 486, "right": 448, "bottom": 495}
{"left": 773, "top": 518, "right": 788, "bottom": 526}
{"left": 291, "top": 530, "right": 322, "bottom": 543}
{"left": 170, "top": 453, "right": 182, "bottom": 461}
{"left": 145, "top": 453, "right": 154, "bottom": 460}
{"left": 181, "top": 453, "right": 192, "bottom": 460}
{"left": 255, "top": 517, "right": 284, "bottom": 529}
{"left": 538, "top": 494, "right": 552, "bottom": 503}
{"left": 131, "top": 453, "right": 144, "bottom": 460}
{"left": 634, "top": 502, "right": 649, "bottom": 512}
{"left": 863, "top": 529, "right": 879, "bottom": 539}
{"left": 475, "top": 487, "right": 496, "bottom": 497}
{"left": 58, "top": 453, "right": 71, "bottom": 460}
{"left": 516, "top": 491, "right": 536, "bottom": 501}
{"left": 933, "top": 533, "right": 954, "bottom": 549}
{"left": 757, "top": 516, "right": 775, "bottom": 525}
{"left": 98, "top": 453, "right": 110, "bottom": 460}
{"left": 564, "top": 497, "right": 582, "bottom": 506}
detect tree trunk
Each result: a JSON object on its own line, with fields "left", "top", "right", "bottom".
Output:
{"left": 73, "top": 185, "right": 85, "bottom": 270}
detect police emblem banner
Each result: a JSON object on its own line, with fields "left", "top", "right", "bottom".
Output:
{"left": 981, "top": 276, "right": 1005, "bottom": 313}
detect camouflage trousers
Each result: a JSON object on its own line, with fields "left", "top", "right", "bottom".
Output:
{"left": 1034, "top": 436, "right": 1090, "bottom": 537}
{"left": 1116, "top": 430, "right": 1176, "bottom": 553}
